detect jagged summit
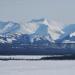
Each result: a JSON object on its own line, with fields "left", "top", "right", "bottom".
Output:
{"left": 0, "top": 18, "right": 75, "bottom": 43}
{"left": 30, "top": 18, "right": 48, "bottom": 23}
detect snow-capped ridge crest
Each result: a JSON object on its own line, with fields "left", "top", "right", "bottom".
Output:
{"left": 29, "top": 18, "right": 49, "bottom": 25}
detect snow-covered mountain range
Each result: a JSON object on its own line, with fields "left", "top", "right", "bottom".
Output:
{"left": 0, "top": 18, "right": 75, "bottom": 44}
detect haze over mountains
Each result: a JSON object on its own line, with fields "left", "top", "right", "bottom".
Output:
{"left": 0, "top": 18, "right": 75, "bottom": 44}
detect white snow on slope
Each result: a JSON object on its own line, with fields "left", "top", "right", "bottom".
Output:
{"left": 0, "top": 36, "right": 16, "bottom": 43}
{"left": 48, "top": 20, "right": 64, "bottom": 40}
{"left": 62, "top": 32, "right": 75, "bottom": 43}
{"left": 61, "top": 24, "right": 75, "bottom": 39}
{"left": 20, "top": 22, "right": 39, "bottom": 34}
{"left": 0, "top": 22, "right": 13, "bottom": 33}
{"left": 6, "top": 37, "right": 16, "bottom": 43}
{"left": 0, "top": 39, "right": 6, "bottom": 43}
{"left": 29, "top": 18, "right": 64, "bottom": 40}
{"left": 70, "top": 32, "right": 75, "bottom": 38}
{"left": 63, "top": 40, "right": 75, "bottom": 43}
{"left": 0, "top": 18, "right": 67, "bottom": 42}
{"left": 0, "top": 21, "right": 20, "bottom": 35}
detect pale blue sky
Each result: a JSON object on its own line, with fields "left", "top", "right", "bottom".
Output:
{"left": 0, "top": 0, "right": 75, "bottom": 24}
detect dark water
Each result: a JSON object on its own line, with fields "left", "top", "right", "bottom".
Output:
{"left": 0, "top": 55, "right": 75, "bottom": 61}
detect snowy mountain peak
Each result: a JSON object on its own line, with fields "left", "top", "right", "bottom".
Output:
{"left": 30, "top": 18, "right": 49, "bottom": 25}
{"left": 0, "top": 21, "right": 20, "bottom": 35}
{"left": 1, "top": 18, "right": 75, "bottom": 43}
{"left": 0, "top": 18, "right": 65, "bottom": 43}
{"left": 42, "top": 18, "right": 49, "bottom": 25}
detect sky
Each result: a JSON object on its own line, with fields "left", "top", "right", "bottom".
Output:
{"left": 0, "top": 0, "right": 75, "bottom": 24}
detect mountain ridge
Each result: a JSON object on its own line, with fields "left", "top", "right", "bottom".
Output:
{"left": 0, "top": 18, "right": 75, "bottom": 43}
